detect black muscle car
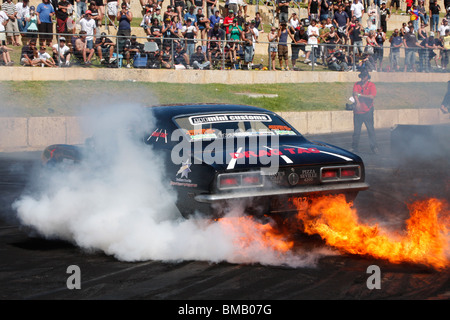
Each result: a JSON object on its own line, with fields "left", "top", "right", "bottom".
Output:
{"left": 42, "top": 104, "right": 369, "bottom": 218}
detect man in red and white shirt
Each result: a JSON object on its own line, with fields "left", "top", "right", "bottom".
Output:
{"left": 352, "top": 69, "right": 379, "bottom": 154}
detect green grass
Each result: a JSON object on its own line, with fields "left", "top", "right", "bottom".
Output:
{"left": 0, "top": 81, "right": 446, "bottom": 117}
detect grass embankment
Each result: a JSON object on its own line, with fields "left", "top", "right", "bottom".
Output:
{"left": 0, "top": 81, "right": 446, "bottom": 117}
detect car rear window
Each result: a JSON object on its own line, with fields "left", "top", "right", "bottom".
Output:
{"left": 173, "top": 113, "right": 298, "bottom": 141}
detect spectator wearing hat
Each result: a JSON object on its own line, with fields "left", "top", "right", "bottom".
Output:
{"left": 37, "top": 45, "right": 57, "bottom": 67}
{"left": 94, "top": 32, "right": 115, "bottom": 63}
{"left": 228, "top": 0, "right": 239, "bottom": 17}
{"left": 152, "top": 6, "right": 163, "bottom": 25}
{"left": 79, "top": 10, "right": 96, "bottom": 50}
{"left": 164, "top": 16, "right": 181, "bottom": 48}
{"left": 223, "top": 10, "right": 235, "bottom": 40}
{"left": 140, "top": 8, "right": 153, "bottom": 36}
{"left": 421, "top": 31, "right": 439, "bottom": 72}
{"left": 52, "top": 36, "right": 71, "bottom": 66}
{"left": 36, "top": 0, "right": 55, "bottom": 47}
{"left": 352, "top": 69, "right": 378, "bottom": 154}
{"left": 228, "top": 18, "right": 242, "bottom": 63}
{"left": 24, "top": 6, "right": 38, "bottom": 40}
{"left": 379, "top": 2, "right": 390, "bottom": 33}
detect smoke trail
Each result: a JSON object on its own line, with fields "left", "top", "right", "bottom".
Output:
{"left": 13, "top": 104, "right": 332, "bottom": 267}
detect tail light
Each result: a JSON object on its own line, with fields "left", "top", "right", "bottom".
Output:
{"left": 217, "top": 172, "right": 264, "bottom": 190}
{"left": 320, "top": 165, "right": 361, "bottom": 182}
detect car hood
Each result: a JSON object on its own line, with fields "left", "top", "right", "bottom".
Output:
{"left": 190, "top": 136, "right": 362, "bottom": 172}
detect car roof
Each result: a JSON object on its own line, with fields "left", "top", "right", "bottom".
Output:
{"left": 148, "top": 104, "right": 273, "bottom": 119}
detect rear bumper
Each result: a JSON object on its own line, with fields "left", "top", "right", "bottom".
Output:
{"left": 194, "top": 182, "right": 369, "bottom": 203}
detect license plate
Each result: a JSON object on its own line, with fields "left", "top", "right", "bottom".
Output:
{"left": 271, "top": 196, "right": 309, "bottom": 213}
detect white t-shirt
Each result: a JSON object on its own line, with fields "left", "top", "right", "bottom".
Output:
{"left": 181, "top": 25, "right": 197, "bottom": 35}
{"left": 289, "top": 18, "right": 299, "bottom": 29}
{"left": 0, "top": 11, "right": 8, "bottom": 33}
{"left": 438, "top": 24, "right": 450, "bottom": 37}
{"left": 307, "top": 25, "right": 319, "bottom": 45}
{"left": 15, "top": 2, "right": 30, "bottom": 20}
{"left": 351, "top": 2, "right": 364, "bottom": 18}
{"left": 79, "top": 18, "right": 96, "bottom": 41}
{"left": 252, "top": 27, "right": 259, "bottom": 50}
{"left": 52, "top": 43, "right": 71, "bottom": 55}
{"left": 38, "top": 51, "right": 51, "bottom": 60}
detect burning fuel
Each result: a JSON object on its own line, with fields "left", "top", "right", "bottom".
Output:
{"left": 219, "top": 195, "right": 449, "bottom": 270}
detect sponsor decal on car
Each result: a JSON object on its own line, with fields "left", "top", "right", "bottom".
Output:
{"left": 172, "top": 159, "right": 198, "bottom": 187}
{"left": 189, "top": 114, "right": 272, "bottom": 125}
{"left": 147, "top": 128, "right": 168, "bottom": 143}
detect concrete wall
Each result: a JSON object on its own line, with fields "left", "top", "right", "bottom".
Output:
{"left": 1, "top": 109, "right": 449, "bottom": 152}
{"left": 1, "top": 67, "right": 449, "bottom": 83}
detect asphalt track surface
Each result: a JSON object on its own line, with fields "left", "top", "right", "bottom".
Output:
{"left": 0, "top": 128, "right": 449, "bottom": 301}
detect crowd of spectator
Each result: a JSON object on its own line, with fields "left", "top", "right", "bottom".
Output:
{"left": 0, "top": 0, "right": 449, "bottom": 71}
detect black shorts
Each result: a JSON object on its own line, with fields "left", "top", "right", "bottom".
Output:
{"left": 95, "top": 0, "right": 104, "bottom": 5}
{"left": 291, "top": 46, "right": 301, "bottom": 60}
{"left": 38, "top": 22, "right": 53, "bottom": 40}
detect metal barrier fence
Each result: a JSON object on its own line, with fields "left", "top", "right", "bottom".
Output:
{"left": 1, "top": 29, "right": 448, "bottom": 73}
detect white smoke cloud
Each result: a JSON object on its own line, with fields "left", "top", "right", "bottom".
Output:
{"left": 12, "top": 104, "right": 333, "bottom": 267}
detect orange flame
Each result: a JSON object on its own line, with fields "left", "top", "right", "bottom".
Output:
{"left": 218, "top": 196, "right": 449, "bottom": 270}
{"left": 295, "top": 195, "right": 449, "bottom": 270}
{"left": 218, "top": 216, "right": 294, "bottom": 253}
